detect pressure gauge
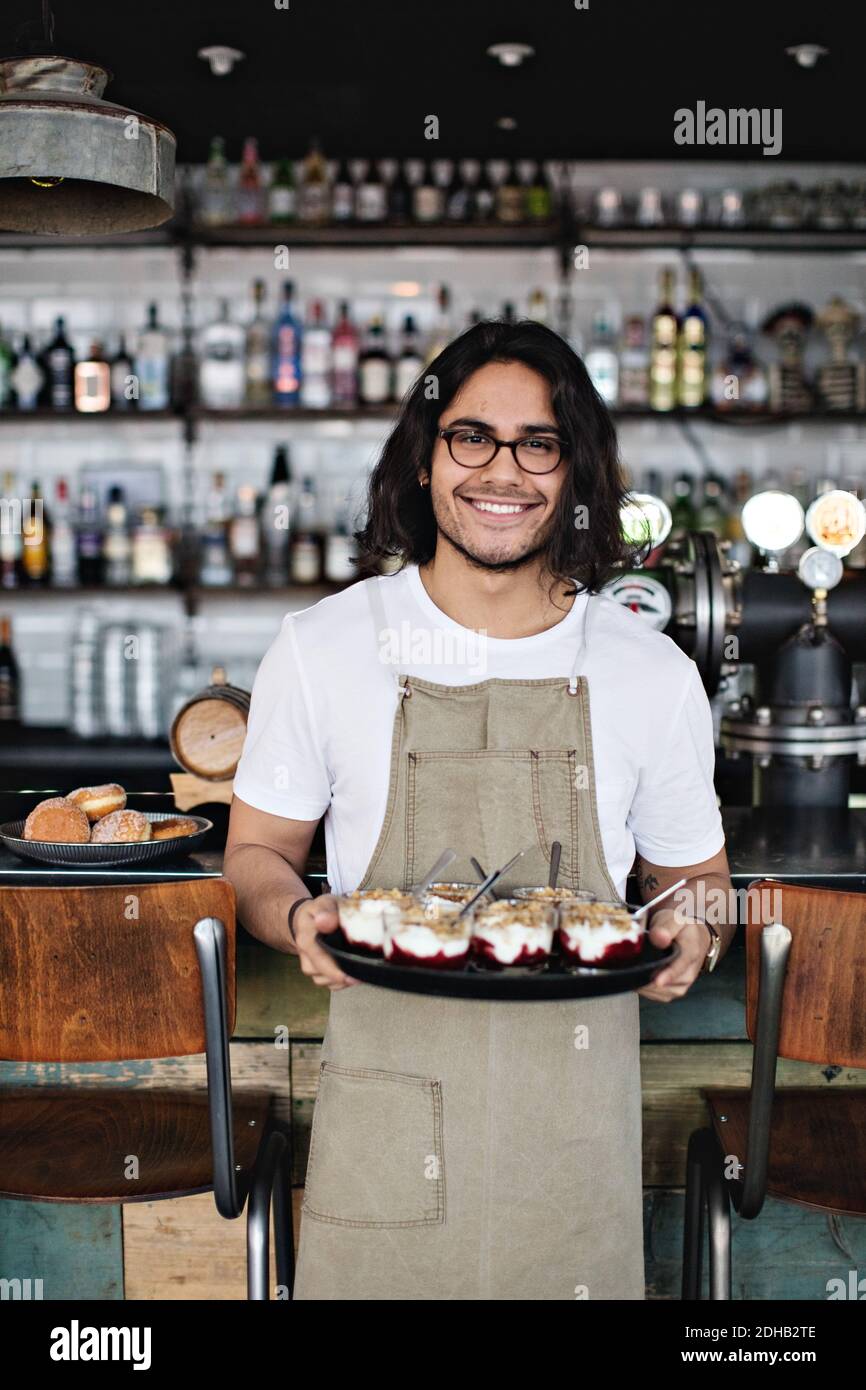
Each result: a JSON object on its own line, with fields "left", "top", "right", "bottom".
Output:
{"left": 602, "top": 573, "right": 673, "bottom": 631}
{"left": 798, "top": 545, "right": 844, "bottom": 591}
{"left": 741, "top": 490, "right": 805, "bottom": 554}
{"left": 620, "top": 493, "right": 673, "bottom": 550}
{"left": 804, "top": 489, "right": 866, "bottom": 557}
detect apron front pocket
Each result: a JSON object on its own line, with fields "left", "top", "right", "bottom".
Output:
{"left": 406, "top": 749, "right": 580, "bottom": 890}
{"left": 302, "top": 1064, "right": 445, "bottom": 1228}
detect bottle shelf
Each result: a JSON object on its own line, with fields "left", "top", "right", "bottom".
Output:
{"left": 2, "top": 405, "right": 864, "bottom": 428}
{"left": 1, "top": 582, "right": 348, "bottom": 600}
{"left": 0, "top": 220, "right": 863, "bottom": 255}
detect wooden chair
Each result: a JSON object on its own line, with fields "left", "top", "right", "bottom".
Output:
{"left": 0, "top": 879, "right": 293, "bottom": 1300}
{"left": 682, "top": 878, "right": 866, "bottom": 1300}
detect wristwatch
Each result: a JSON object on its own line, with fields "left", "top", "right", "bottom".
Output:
{"left": 695, "top": 916, "right": 722, "bottom": 974}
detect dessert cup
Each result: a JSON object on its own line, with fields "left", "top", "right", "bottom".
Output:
{"left": 470, "top": 898, "right": 555, "bottom": 967}
{"left": 558, "top": 900, "right": 645, "bottom": 965}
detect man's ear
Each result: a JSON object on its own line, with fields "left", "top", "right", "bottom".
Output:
{"left": 418, "top": 472, "right": 430, "bottom": 488}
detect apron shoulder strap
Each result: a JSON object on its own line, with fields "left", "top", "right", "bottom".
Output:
{"left": 568, "top": 592, "right": 595, "bottom": 693}
{"left": 365, "top": 573, "right": 409, "bottom": 695}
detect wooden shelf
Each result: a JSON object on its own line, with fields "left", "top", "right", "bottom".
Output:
{"left": 0, "top": 409, "right": 180, "bottom": 424}
{"left": 579, "top": 226, "right": 866, "bottom": 253}
{"left": 189, "top": 221, "right": 563, "bottom": 248}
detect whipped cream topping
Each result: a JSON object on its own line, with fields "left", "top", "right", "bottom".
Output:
{"left": 559, "top": 904, "right": 643, "bottom": 960}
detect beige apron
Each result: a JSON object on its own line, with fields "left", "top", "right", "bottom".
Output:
{"left": 294, "top": 581, "right": 645, "bottom": 1301}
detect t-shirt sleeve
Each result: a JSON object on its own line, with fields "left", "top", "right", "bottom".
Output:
{"left": 627, "top": 659, "right": 725, "bottom": 866}
{"left": 232, "top": 614, "right": 332, "bottom": 821}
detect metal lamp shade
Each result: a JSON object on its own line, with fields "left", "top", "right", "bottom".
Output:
{"left": 0, "top": 55, "right": 175, "bottom": 234}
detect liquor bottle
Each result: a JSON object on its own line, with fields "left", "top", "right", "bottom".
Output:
{"left": 298, "top": 138, "right": 330, "bottom": 225}
{"left": 501, "top": 301, "right": 517, "bottom": 324}
{"left": 271, "top": 281, "right": 303, "bottom": 407}
{"left": 0, "top": 323, "right": 13, "bottom": 409}
{"left": 677, "top": 268, "right": 708, "bottom": 409}
{"left": 300, "top": 300, "right": 333, "bottom": 409}
{"left": 331, "top": 301, "right": 359, "bottom": 406}
{"left": 135, "top": 303, "right": 171, "bottom": 411}
{"left": 445, "top": 163, "right": 470, "bottom": 221}
{"left": 584, "top": 312, "right": 619, "bottom": 405}
{"left": 358, "top": 317, "right": 392, "bottom": 405}
{"left": 200, "top": 136, "right": 232, "bottom": 226}
{"left": 0, "top": 471, "right": 20, "bottom": 588}
{"left": 199, "top": 299, "right": 246, "bottom": 410}
{"left": 103, "top": 485, "right": 132, "bottom": 586}
{"left": 131, "top": 507, "right": 173, "bottom": 584}
{"left": 268, "top": 156, "right": 297, "bottom": 224}
{"left": 325, "top": 517, "right": 357, "bottom": 584}
{"left": 290, "top": 476, "right": 322, "bottom": 584}
{"left": 388, "top": 160, "right": 412, "bottom": 222}
{"left": 10, "top": 335, "right": 43, "bottom": 411}
{"left": 0, "top": 615, "right": 20, "bottom": 723}
{"left": 619, "top": 316, "right": 650, "bottom": 407}
{"left": 356, "top": 160, "right": 387, "bottom": 222}
{"left": 261, "top": 445, "right": 293, "bottom": 586}
{"left": 229, "top": 485, "right": 260, "bottom": 585}
{"left": 495, "top": 162, "right": 524, "bottom": 223}
{"left": 710, "top": 328, "right": 768, "bottom": 413}
{"left": 525, "top": 161, "right": 553, "bottom": 221}
{"left": 413, "top": 161, "right": 443, "bottom": 222}
{"left": 649, "top": 269, "right": 678, "bottom": 412}
{"left": 724, "top": 469, "right": 755, "bottom": 568}
{"left": 425, "top": 284, "right": 453, "bottom": 364}
{"left": 76, "top": 484, "right": 104, "bottom": 585}
{"left": 74, "top": 340, "right": 111, "bottom": 413}
{"left": 42, "top": 316, "right": 75, "bottom": 410}
{"left": 21, "top": 480, "right": 49, "bottom": 586}
{"left": 526, "top": 288, "right": 549, "bottom": 325}
{"left": 695, "top": 476, "right": 727, "bottom": 536}
{"left": 245, "top": 279, "right": 272, "bottom": 408}
{"left": 394, "top": 315, "right": 424, "bottom": 399}
{"left": 51, "top": 477, "right": 78, "bottom": 587}
{"left": 110, "top": 334, "right": 135, "bottom": 411}
{"left": 473, "top": 162, "right": 496, "bottom": 220}
{"left": 331, "top": 158, "right": 355, "bottom": 222}
{"left": 198, "top": 472, "right": 233, "bottom": 586}
{"left": 669, "top": 474, "right": 697, "bottom": 539}
{"left": 238, "top": 137, "right": 265, "bottom": 224}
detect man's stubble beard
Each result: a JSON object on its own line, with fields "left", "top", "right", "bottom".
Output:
{"left": 432, "top": 495, "right": 554, "bottom": 575}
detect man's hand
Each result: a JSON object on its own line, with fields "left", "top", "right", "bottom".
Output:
{"left": 292, "top": 895, "right": 358, "bottom": 991}
{"left": 637, "top": 907, "right": 710, "bottom": 1003}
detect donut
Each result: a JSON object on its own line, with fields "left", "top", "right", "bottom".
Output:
{"left": 151, "top": 817, "right": 200, "bottom": 841}
{"left": 67, "top": 783, "right": 126, "bottom": 822}
{"left": 90, "top": 809, "right": 152, "bottom": 844}
{"left": 24, "top": 797, "right": 91, "bottom": 844}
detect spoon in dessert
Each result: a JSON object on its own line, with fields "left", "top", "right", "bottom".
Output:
{"left": 411, "top": 848, "right": 457, "bottom": 896}
{"left": 548, "top": 841, "right": 562, "bottom": 889}
{"left": 457, "top": 848, "right": 527, "bottom": 919}
{"left": 631, "top": 876, "right": 688, "bottom": 922}
{"left": 470, "top": 856, "right": 499, "bottom": 900}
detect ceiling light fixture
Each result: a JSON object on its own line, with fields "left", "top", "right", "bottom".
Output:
{"left": 496, "top": 116, "right": 518, "bottom": 131}
{"left": 785, "top": 43, "right": 829, "bottom": 68}
{"left": 487, "top": 42, "right": 535, "bottom": 68}
{"left": 0, "top": 1, "right": 175, "bottom": 234}
{"left": 198, "top": 46, "right": 246, "bottom": 78}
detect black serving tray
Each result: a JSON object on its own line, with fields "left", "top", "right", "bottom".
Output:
{"left": 318, "top": 928, "right": 680, "bottom": 1000}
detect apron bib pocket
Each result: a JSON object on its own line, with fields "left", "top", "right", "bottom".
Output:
{"left": 302, "top": 1063, "right": 445, "bottom": 1228}
{"left": 406, "top": 749, "right": 580, "bottom": 891}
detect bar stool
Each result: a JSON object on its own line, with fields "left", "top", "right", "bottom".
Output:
{"left": 682, "top": 878, "right": 866, "bottom": 1299}
{"left": 0, "top": 879, "right": 293, "bottom": 1300}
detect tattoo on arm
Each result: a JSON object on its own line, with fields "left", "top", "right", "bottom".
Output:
{"left": 635, "top": 857, "right": 659, "bottom": 896}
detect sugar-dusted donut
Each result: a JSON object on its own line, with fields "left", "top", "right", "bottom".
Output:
{"left": 150, "top": 817, "right": 200, "bottom": 841}
{"left": 66, "top": 783, "right": 126, "bottom": 822}
{"left": 23, "top": 797, "right": 91, "bottom": 844}
{"left": 90, "top": 809, "right": 152, "bottom": 844}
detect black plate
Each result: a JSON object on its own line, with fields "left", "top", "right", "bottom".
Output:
{"left": 318, "top": 928, "right": 680, "bottom": 1000}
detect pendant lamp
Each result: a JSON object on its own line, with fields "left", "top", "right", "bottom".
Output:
{"left": 0, "top": 4, "right": 175, "bottom": 234}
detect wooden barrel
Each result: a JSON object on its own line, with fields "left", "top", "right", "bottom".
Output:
{"left": 170, "top": 666, "right": 251, "bottom": 781}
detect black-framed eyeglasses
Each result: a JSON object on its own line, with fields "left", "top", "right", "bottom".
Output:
{"left": 438, "top": 428, "right": 565, "bottom": 476}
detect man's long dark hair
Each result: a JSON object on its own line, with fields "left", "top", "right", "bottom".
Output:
{"left": 355, "top": 318, "right": 646, "bottom": 593}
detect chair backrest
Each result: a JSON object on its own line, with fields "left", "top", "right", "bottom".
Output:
{"left": 745, "top": 878, "right": 866, "bottom": 1069}
{"left": 0, "top": 878, "right": 236, "bottom": 1063}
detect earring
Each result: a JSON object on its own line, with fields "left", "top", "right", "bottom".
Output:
{"left": 419, "top": 477, "right": 429, "bottom": 487}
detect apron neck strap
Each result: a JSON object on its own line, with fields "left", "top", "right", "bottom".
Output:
{"left": 568, "top": 593, "right": 594, "bottom": 693}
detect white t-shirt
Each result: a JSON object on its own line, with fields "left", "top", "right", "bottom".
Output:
{"left": 233, "top": 566, "right": 725, "bottom": 899}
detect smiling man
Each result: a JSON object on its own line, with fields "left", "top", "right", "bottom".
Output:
{"left": 225, "top": 318, "right": 733, "bottom": 1301}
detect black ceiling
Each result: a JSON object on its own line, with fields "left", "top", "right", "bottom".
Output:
{"left": 3, "top": 0, "right": 865, "bottom": 164}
